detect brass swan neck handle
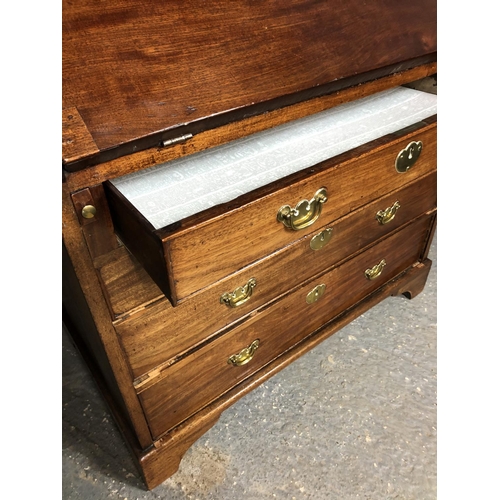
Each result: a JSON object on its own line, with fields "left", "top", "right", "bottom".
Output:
{"left": 277, "top": 188, "right": 328, "bottom": 231}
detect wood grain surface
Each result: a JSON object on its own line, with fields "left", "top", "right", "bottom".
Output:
{"left": 62, "top": 63, "right": 436, "bottom": 185}
{"left": 63, "top": 0, "right": 436, "bottom": 168}
{"left": 70, "top": 184, "right": 120, "bottom": 259}
{"left": 105, "top": 120, "right": 436, "bottom": 304}
{"left": 135, "top": 256, "right": 433, "bottom": 489}
{"left": 138, "top": 214, "right": 433, "bottom": 439}
{"left": 62, "top": 107, "right": 100, "bottom": 165}
{"left": 62, "top": 1, "right": 438, "bottom": 490}
{"left": 62, "top": 183, "right": 154, "bottom": 449}
{"left": 111, "top": 172, "right": 436, "bottom": 383}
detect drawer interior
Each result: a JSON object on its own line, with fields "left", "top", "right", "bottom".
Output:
{"left": 109, "top": 87, "right": 436, "bottom": 230}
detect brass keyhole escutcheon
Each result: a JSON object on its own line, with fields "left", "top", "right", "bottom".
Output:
{"left": 310, "top": 228, "right": 333, "bottom": 251}
{"left": 81, "top": 205, "right": 97, "bottom": 219}
{"left": 306, "top": 284, "right": 326, "bottom": 304}
{"left": 395, "top": 141, "right": 423, "bottom": 173}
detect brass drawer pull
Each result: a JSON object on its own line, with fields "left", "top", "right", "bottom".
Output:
{"left": 310, "top": 228, "right": 333, "bottom": 250}
{"left": 220, "top": 278, "right": 257, "bottom": 308}
{"left": 395, "top": 141, "right": 423, "bottom": 173}
{"left": 365, "top": 259, "right": 386, "bottom": 280}
{"left": 277, "top": 188, "right": 328, "bottom": 231}
{"left": 227, "top": 339, "right": 260, "bottom": 366}
{"left": 306, "top": 284, "right": 326, "bottom": 304}
{"left": 376, "top": 201, "right": 400, "bottom": 225}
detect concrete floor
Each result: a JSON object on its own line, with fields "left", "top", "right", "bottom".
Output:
{"left": 62, "top": 236, "right": 437, "bottom": 500}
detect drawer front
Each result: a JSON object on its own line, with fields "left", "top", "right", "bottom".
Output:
{"left": 138, "top": 213, "right": 433, "bottom": 439}
{"left": 165, "top": 123, "right": 436, "bottom": 301}
{"left": 115, "top": 172, "right": 436, "bottom": 381}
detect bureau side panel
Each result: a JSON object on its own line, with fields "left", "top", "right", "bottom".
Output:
{"left": 63, "top": 182, "right": 154, "bottom": 449}
{"left": 63, "top": 242, "right": 133, "bottom": 434}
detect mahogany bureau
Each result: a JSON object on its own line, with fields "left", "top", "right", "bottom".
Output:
{"left": 62, "top": 0, "right": 437, "bottom": 490}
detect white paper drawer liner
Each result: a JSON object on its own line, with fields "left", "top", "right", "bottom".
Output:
{"left": 111, "top": 87, "right": 437, "bottom": 229}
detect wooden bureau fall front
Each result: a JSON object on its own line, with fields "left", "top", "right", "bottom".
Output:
{"left": 62, "top": 0, "right": 437, "bottom": 490}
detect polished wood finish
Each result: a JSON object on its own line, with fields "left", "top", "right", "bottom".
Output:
{"left": 62, "top": 107, "right": 99, "bottom": 165}
{"left": 62, "top": 183, "right": 153, "bottom": 449}
{"left": 135, "top": 257, "right": 433, "bottom": 489}
{"left": 107, "top": 171, "right": 435, "bottom": 320}
{"left": 95, "top": 247, "right": 164, "bottom": 320}
{"left": 138, "top": 214, "right": 433, "bottom": 439}
{"left": 63, "top": 0, "right": 436, "bottom": 170}
{"left": 111, "top": 172, "right": 436, "bottom": 383}
{"left": 63, "top": 0, "right": 436, "bottom": 490}
{"left": 105, "top": 187, "right": 174, "bottom": 301}
{"left": 106, "top": 120, "right": 436, "bottom": 304}
{"left": 63, "top": 62, "right": 436, "bottom": 192}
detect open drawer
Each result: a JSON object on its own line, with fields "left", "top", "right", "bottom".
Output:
{"left": 105, "top": 87, "right": 437, "bottom": 305}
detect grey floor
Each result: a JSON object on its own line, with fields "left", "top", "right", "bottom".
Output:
{"left": 62, "top": 236, "right": 437, "bottom": 500}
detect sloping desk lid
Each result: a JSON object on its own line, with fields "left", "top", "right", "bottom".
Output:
{"left": 62, "top": 0, "right": 436, "bottom": 171}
